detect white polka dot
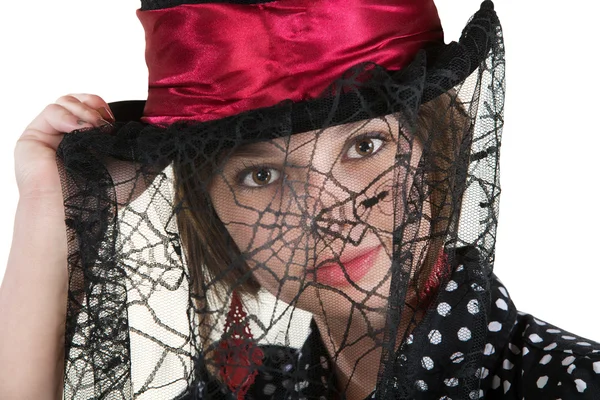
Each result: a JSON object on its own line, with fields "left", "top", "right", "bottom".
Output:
{"left": 263, "top": 383, "right": 277, "bottom": 395}
{"left": 528, "top": 334, "right": 543, "bottom": 343}
{"left": 475, "top": 367, "right": 489, "bottom": 379}
{"left": 406, "top": 334, "right": 414, "bottom": 345}
{"left": 415, "top": 380, "right": 428, "bottom": 391}
{"left": 543, "top": 343, "right": 558, "bottom": 351}
{"left": 421, "top": 357, "right": 434, "bottom": 370}
{"left": 577, "top": 342, "right": 591, "bottom": 347}
{"left": 467, "top": 299, "right": 480, "bottom": 315}
{"left": 503, "top": 380, "right": 511, "bottom": 394}
{"left": 567, "top": 364, "right": 576, "bottom": 374}
{"left": 508, "top": 343, "right": 520, "bottom": 355}
{"left": 562, "top": 335, "right": 576, "bottom": 340}
{"left": 540, "top": 354, "right": 552, "bottom": 365}
{"left": 496, "top": 298, "right": 508, "bottom": 311}
{"left": 320, "top": 355, "right": 328, "bottom": 369}
{"left": 451, "top": 352, "right": 464, "bottom": 363}
{"left": 503, "top": 359, "right": 514, "bottom": 370}
{"left": 488, "top": 321, "right": 502, "bottom": 332}
{"left": 428, "top": 330, "right": 442, "bottom": 345}
{"left": 533, "top": 318, "right": 547, "bottom": 326}
{"left": 458, "top": 327, "right": 472, "bottom": 341}
{"left": 469, "top": 389, "right": 483, "bottom": 399}
{"left": 437, "top": 302, "right": 451, "bottom": 317}
{"left": 523, "top": 346, "right": 530, "bottom": 355}
{"left": 536, "top": 376, "right": 549, "bottom": 389}
{"left": 446, "top": 280, "right": 458, "bottom": 291}
{"left": 575, "top": 379, "right": 587, "bottom": 393}
{"left": 593, "top": 361, "right": 600, "bottom": 374}
{"left": 444, "top": 377, "right": 459, "bottom": 387}
{"left": 295, "top": 380, "right": 309, "bottom": 391}
{"left": 471, "top": 283, "right": 484, "bottom": 292}
{"left": 562, "top": 356, "right": 576, "bottom": 366}
{"left": 564, "top": 349, "right": 573, "bottom": 354}
{"left": 498, "top": 287, "right": 508, "bottom": 297}
{"left": 546, "top": 328, "right": 561, "bottom": 334}
{"left": 484, "top": 343, "right": 495, "bottom": 356}
{"left": 456, "top": 264, "right": 464, "bottom": 271}
{"left": 492, "top": 375, "right": 501, "bottom": 389}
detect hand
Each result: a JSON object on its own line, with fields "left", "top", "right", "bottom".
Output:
{"left": 14, "top": 93, "right": 114, "bottom": 202}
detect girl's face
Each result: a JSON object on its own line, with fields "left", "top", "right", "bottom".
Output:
{"left": 209, "top": 115, "right": 423, "bottom": 318}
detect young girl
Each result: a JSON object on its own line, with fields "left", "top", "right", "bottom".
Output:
{"left": 2, "top": 1, "right": 599, "bottom": 399}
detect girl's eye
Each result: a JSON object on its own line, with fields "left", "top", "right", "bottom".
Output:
{"left": 241, "top": 167, "right": 281, "bottom": 188}
{"left": 346, "top": 137, "right": 384, "bottom": 159}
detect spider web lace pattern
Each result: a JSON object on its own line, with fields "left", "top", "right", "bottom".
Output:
{"left": 56, "top": 3, "right": 503, "bottom": 399}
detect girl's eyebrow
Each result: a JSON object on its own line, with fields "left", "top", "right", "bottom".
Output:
{"left": 227, "top": 116, "right": 400, "bottom": 160}
{"left": 228, "top": 136, "right": 308, "bottom": 160}
{"left": 229, "top": 142, "right": 283, "bottom": 160}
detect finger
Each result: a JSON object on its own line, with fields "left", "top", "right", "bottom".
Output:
{"left": 21, "top": 104, "right": 93, "bottom": 150}
{"left": 65, "top": 93, "right": 115, "bottom": 122}
{"left": 55, "top": 95, "right": 110, "bottom": 127}
{"left": 17, "top": 126, "right": 66, "bottom": 152}
{"left": 23, "top": 104, "right": 93, "bottom": 140}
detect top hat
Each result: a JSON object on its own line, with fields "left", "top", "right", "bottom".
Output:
{"left": 105, "top": 0, "right": 498, "bottom": 136}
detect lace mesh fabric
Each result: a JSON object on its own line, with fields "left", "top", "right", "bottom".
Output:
{"left": 56, "top": 2, "right": 504, "bottom": 399}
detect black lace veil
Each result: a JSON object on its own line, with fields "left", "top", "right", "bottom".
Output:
{"left": 56, "top": 1, "right": 504, "bottom": 398}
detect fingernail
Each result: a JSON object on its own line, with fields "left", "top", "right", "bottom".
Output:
{"left": 98, "top": 117, "right": 113, "bottom": 127}
{"left": 98, "top": 107, "right": 115, "bottom": 122}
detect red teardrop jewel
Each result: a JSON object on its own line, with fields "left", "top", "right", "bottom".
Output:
{"left": 215, "top": 291, "right": 264, "bottom": 400}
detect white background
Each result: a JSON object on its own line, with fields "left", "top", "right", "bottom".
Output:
{"left": 0, "top": 0, "right": 599, "bottom": 341}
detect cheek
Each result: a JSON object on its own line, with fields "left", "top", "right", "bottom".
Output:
{"left": 210, "top": 178, "right": 298, "bottom": 302}
{"left": 209, "top": 176, "right": 276, "bottom": 252}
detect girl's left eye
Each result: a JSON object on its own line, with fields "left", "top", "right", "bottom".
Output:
{"left": 241, "top": 167, "right": 281, "bottom": 188}
{"left": 346, "top": 137, "right": 385, "bottom": 159}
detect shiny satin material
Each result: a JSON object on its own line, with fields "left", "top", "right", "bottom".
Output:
{"left": 137, "top": 0, "right": 444, "bottom": 125}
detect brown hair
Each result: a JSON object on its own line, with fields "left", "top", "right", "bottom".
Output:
{"left": 413, "top": 90, "right": 472, "bottom": 296}
{"left": 172, "top": 88, "right": 471, "bottom": 341}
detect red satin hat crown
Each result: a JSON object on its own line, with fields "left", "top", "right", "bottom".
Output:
{"left": 137, "top": 0, "right": 444, "bottom": 126}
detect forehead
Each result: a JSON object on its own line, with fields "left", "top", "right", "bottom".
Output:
{"left": 231, "top": 115, "right": 400, "bottom": 158}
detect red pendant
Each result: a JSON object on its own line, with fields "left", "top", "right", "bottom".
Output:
{"left": 215, "top": 292, "right": 264, "bottom": 400}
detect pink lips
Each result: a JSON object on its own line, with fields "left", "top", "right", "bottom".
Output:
{"left": 311, "top": 245, "right": 383, "bottom": 287}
